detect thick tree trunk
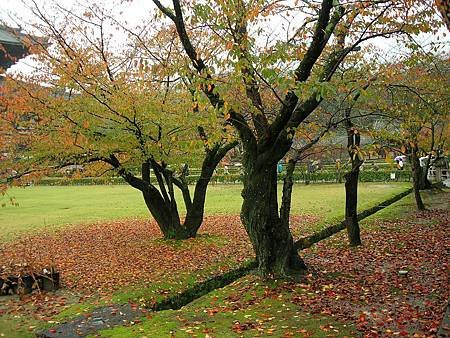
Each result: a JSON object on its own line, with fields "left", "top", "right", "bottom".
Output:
{"left": 411, "top": 144, "right": 426, "bottom": 211}
{"left": 344, "top": 169, "right": 362, "bottom": 246}
{"left": 241, "top": 162, "right": 306, "bottom": 276}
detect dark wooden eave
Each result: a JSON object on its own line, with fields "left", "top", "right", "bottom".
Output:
{"left": 0, "top": 26, "right": 32, "bottom": 72}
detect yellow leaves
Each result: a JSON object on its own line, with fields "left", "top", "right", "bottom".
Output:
{"left": 247, "top": 6, "right": 260, "bottom": 20}
{"left": 82, "top": 11, "right": 93, "bottom": 19}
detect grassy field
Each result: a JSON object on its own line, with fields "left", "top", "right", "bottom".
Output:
{"left": 0, "top": 182, "right": 410, "bottom": 241}
{"left": 0, "top": 185, "right": 446, "bottom": 337}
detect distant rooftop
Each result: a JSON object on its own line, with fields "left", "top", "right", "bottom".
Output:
{"left": 0, "top": 26, "right": 31, "bottom": 72}
{"left": 0, "top": 27, "right": 23, "bottom": 45}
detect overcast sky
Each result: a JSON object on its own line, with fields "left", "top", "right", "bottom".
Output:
{"left": 1, "top": 0, "right": 154, "bottom": 75}
{"left": 1, "top": 0, "right": 448, "bottom": 77}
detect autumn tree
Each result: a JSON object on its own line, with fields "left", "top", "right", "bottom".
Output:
{"left": 341, "top": 79, "right": 375, "bottom": 246}
{"left": 283, "top": 68, "right": 378, "bottom": 248}
{"left": 150, "top": 0, "right": 442, "bottom": 275}
{"left": 0, "top": 1, "right": 237, "bottom": 240}
{"left": 368, "top": 53, "right": 449, "bottom": 210}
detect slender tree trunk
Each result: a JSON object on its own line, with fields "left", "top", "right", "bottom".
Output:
{"left": 280, "top": 159, "right": 295, "bottom": 227}
{"left": 183, "top": 140, "right": 238, "bottom": 237}
{"left": 344, "top": 169, "right": 362, "bottom": 246}
{"left": 241, "top": 161, "right": 306, "bottom": 276}
{"left": 419, "top": 153, "right": 433, "bottom": 189}
{"left": 183, "top": 165, "right": 214, "bottom": 237}
{"left": 344, "top": 103, "right": 363, "bottom": 246}
{"left": 411, "top": 143, "right": 426, "bottom": 211}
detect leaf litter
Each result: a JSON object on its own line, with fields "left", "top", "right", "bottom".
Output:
{"left": 0, "top": 208, "right": 447, "bottom": 337}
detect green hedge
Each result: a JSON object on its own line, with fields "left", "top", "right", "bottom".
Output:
{"left": 278, "top": 170, "right": 411, "bottom": 183}
{"left": 33, "top": 169, "right": 411, "bottom": 186}
{"left": 38, "top": 177, "right": 128, "bottom": 186}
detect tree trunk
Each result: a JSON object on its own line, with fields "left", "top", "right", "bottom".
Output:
{"left": 141, "top": 162, "right": 190, "bottom": 240}
{"left": 344, "top": 169, "right": 362, "bottom": 246}
{"left": 110, "top": 157, "right": 191, "bottom": 240}
{"left": 241, "top": 161, "right": 306, "bottom": 276}
{"left": 183, "top": 165, "right": 214, "bottom": 238}
{"left": 280, "top": 159, "right": 295, "bottom": 227}
{"left": 418, "top": 153, "right": 433, "bottom": 189}
{"left": 142, "top": 189, "right": 190, "bottom": 239}
{"left": 410, "top": 143, "right": 426, "bottom": 211}
{"left": 344, "top": 103, "right": 363, "bottom": 246}
{"left": 183, "top": 140, "right": 238, "bottom": 237}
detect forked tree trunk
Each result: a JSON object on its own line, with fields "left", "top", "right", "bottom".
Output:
{"left": 141, "top": 162, "right": 189, "bottom": 240}
{"left": 410, "top": 143, "right": 426, "bottom": 211}
{"left": 241, "top": 161, "right": 305, "bottom": 276}
{"left": 114, "top": 141, "right": 236, "bottom": 240}
{"left": 142, "top": 195, "right": 189, "bottom": 239}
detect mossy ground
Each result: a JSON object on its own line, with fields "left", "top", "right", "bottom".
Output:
{"left": 93, "top": 276, "right": 356, "bottom": 338}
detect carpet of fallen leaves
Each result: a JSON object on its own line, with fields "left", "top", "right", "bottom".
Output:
{"left": 0, "top": 214, "right": 319, "bottom": 292}
{"left": 205, "top": 208, "right": 448, "bottom": 337}
{"left": 0, "top": 206, "right": 448, "bottom": 337}
{"left": 0, "top": 214, "right": 316, "bottom": 321}
{"left": 301, "top": 209, "right": 449, "bottom": 335}
{"left": 0, "top": 216, "right": 245, "bottom": 291}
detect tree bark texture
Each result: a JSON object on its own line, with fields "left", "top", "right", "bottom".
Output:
{"left": 344, "top": 169, "right": 361, "bottom": 246}
{"left": 241, "top": 160, "right": 306, "bottom": 276}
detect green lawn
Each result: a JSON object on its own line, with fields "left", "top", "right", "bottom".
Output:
{"left": 93, "top": 188, "right": 448, "bottom": 338}
{"left": 0, "top": 182, "right": 410, "bottom": 241}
